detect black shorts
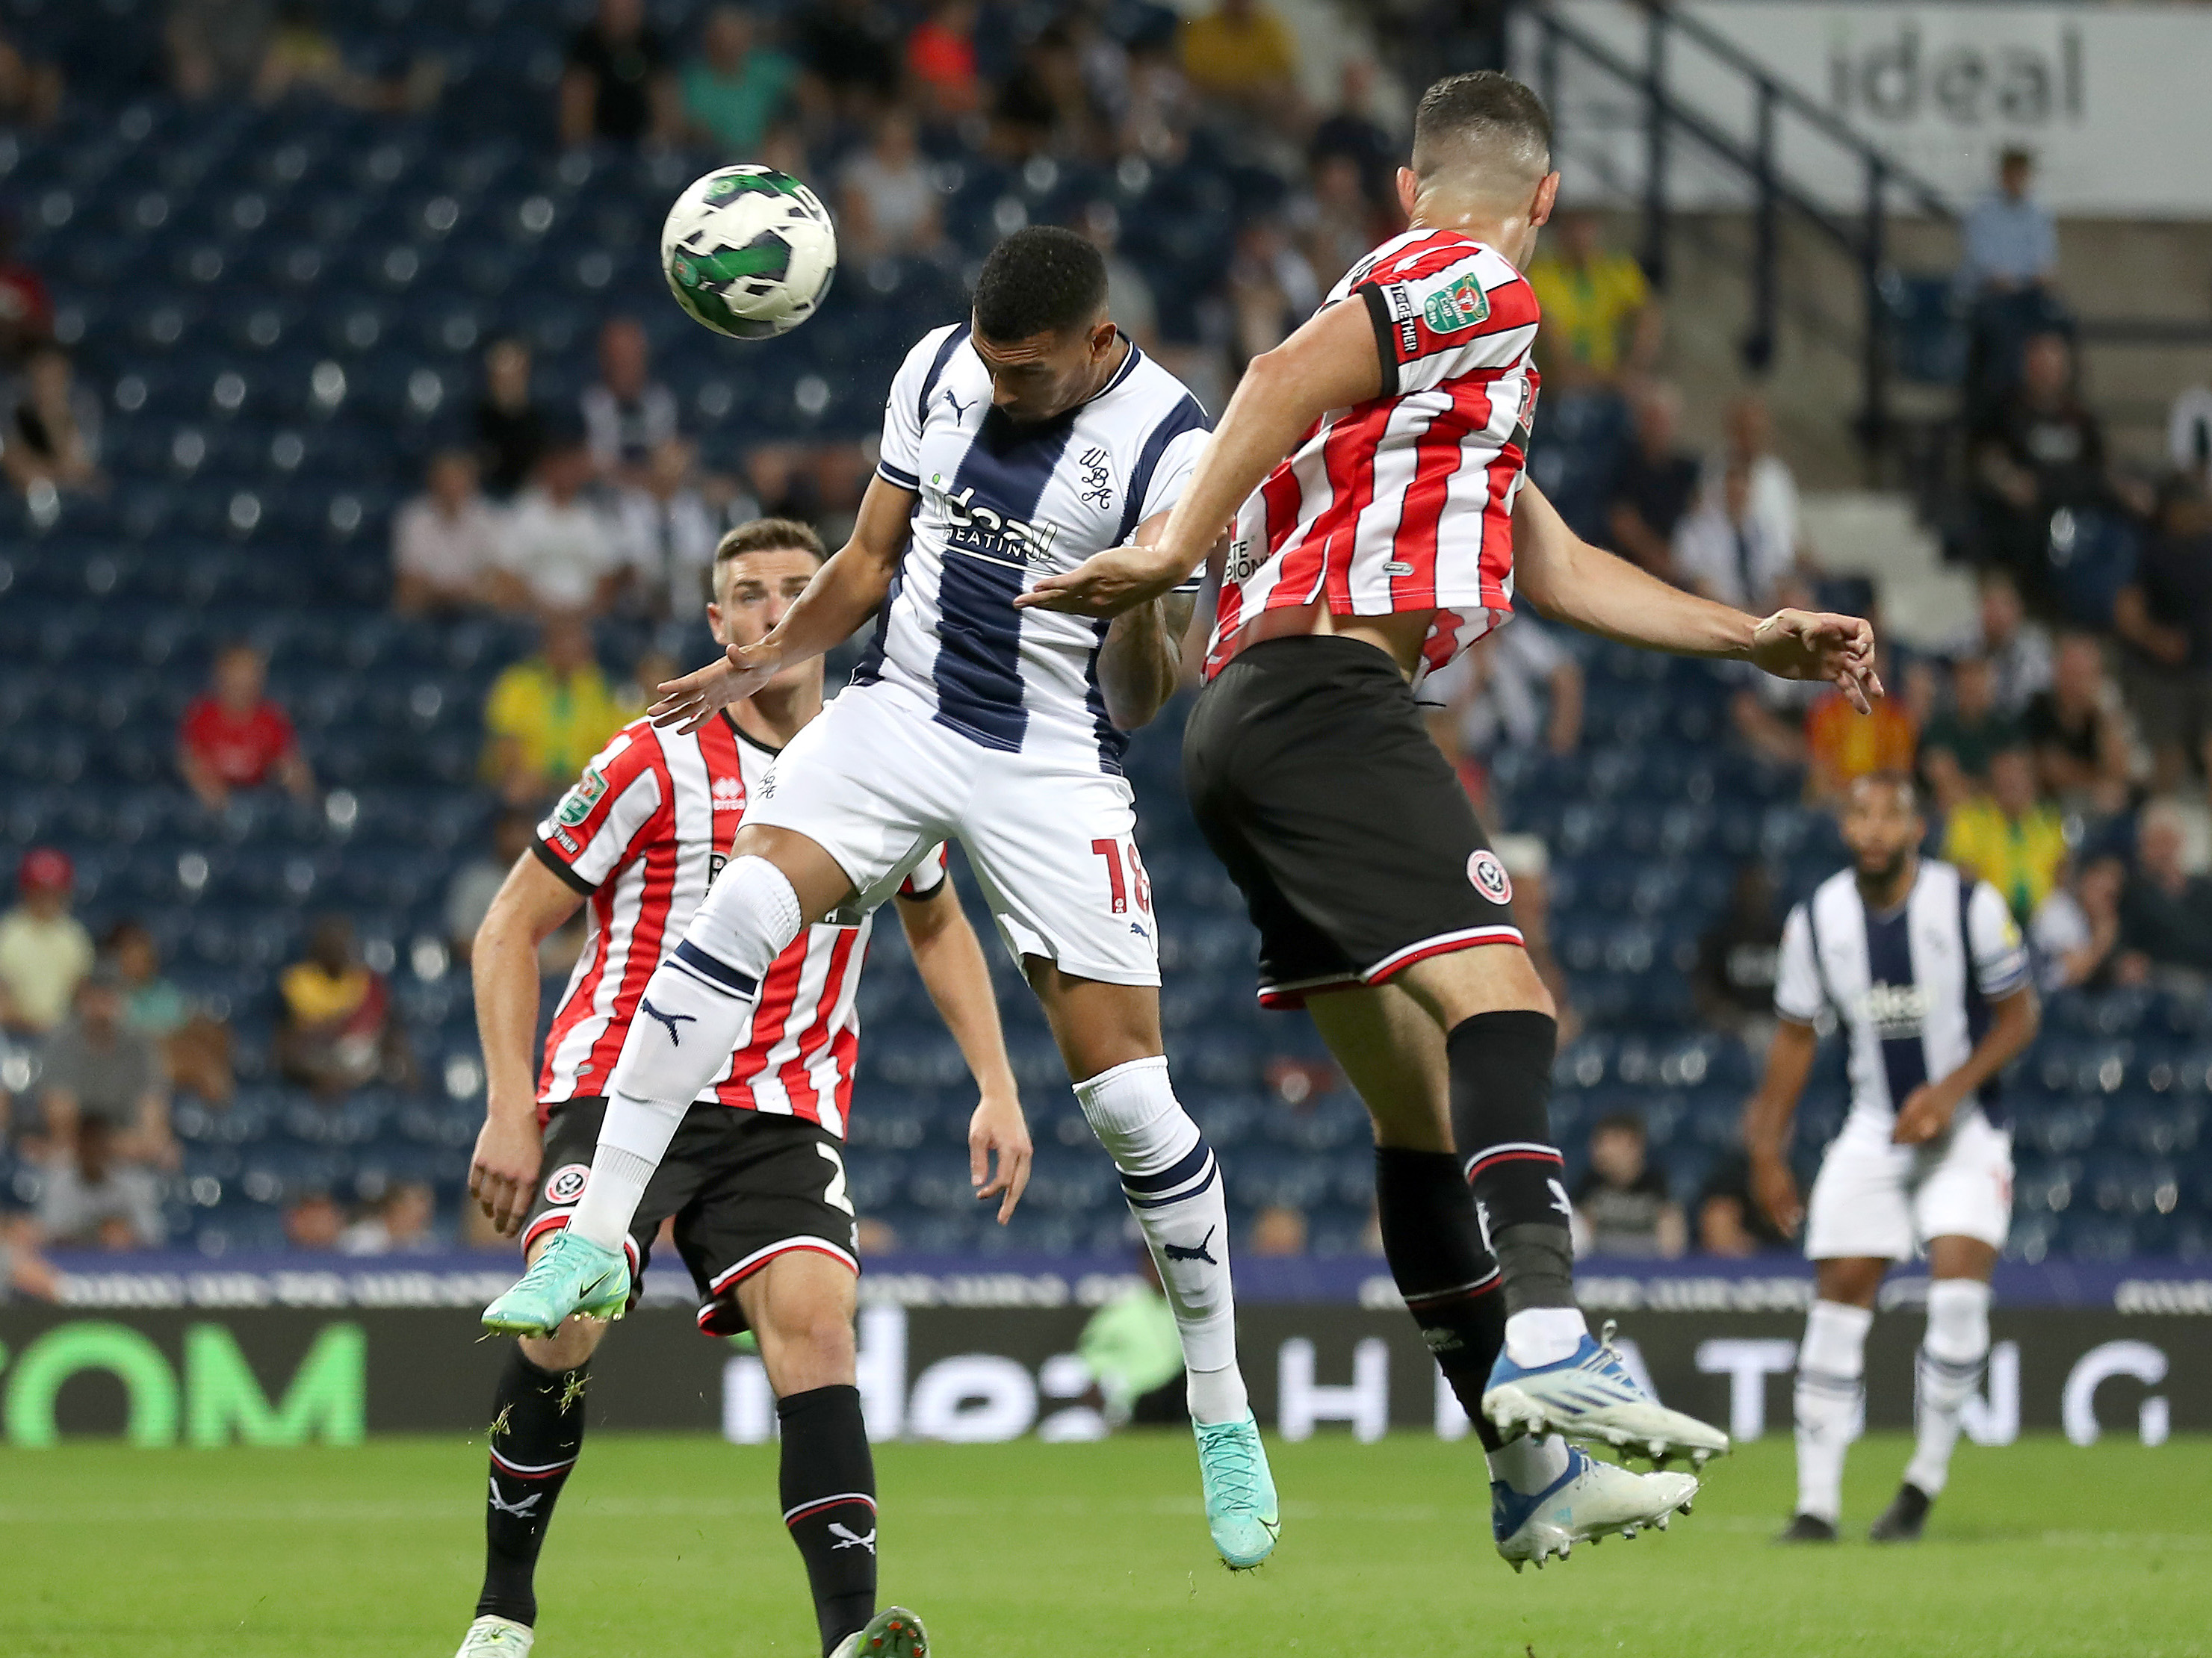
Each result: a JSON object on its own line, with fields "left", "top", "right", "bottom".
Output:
{"left": 1183, "top": 635, "right": 1522, "bottom": 1010}
{"left": 521, "top": 1098, "right": 859, "bottom": 1336}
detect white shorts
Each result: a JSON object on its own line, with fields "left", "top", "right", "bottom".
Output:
{"left": 747, "top": 680, "right": 1161, "bottom": 987}
{"left": 1803, "top": 1107, "right": 2014, "bottom": 1261}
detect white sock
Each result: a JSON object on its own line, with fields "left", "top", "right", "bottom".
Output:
{"left": 1794, "top": 1299, "right": 1872, "bottom": 1524}
{"left": 1904, "top": 1279, "right": 1991, "bottom": 1498}
{"left": 1488, "top": 1432, "right": 1572, "bottom": 1495}
{"left": 1504, "top": 1306, "right": 1589, "bottom": 1368}
{"left": 569, "top": 855, "right": 805, "bottom": 1251}
{"left": 1074, "top": 1055, "right": 1245, "bottom": 1423}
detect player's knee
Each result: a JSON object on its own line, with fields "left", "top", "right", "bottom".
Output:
{"left": 520, "top": 1317, "right": 604, "bottom": 1372}
{"left": 765, "top": 1305, "right": 857, "bottom": 1388}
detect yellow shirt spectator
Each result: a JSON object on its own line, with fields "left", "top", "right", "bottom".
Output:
{"left": 1804, "top": 692, "right": 1918, "bottom": 801}
{"left": 482, "top": 656, "right": 628, "bottom": 795}
{"left": 1527, "top": 250, "right": 1651, "bottom": 376}
{"left": 1943, "top": 798, "right": 2068, "bottom": 922}
{"left": 1180, "top": 1, "right": 1298, "bottom": 99}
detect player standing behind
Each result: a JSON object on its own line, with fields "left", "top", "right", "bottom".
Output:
{"left": 454, "top": 520, "right": 1029, "bottom": 1658}
{"left": 1746, "top": 772, "right": 2039, "bottom": 1544}
{"left": 484, "top": 228, "right": 1281, "bottom": 1570}
{"left": 1022, "top": 71, "right": 1882, "bottom": 1563}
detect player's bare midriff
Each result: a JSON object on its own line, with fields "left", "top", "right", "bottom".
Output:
{"left": 1231, "top": 599, "right": 1437, "bottom": 681}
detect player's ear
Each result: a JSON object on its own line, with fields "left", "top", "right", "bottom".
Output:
{"left": 705, "top": 600, "right": 726, "bottom": 645}
{"left": 1090, "top": 315, "right": 1117, "bottom": 358}
{"left": 1395, "top": 165, "right": 1419, "bottom": 220}
{"left": 1532, "top": 170, "right": 1561, "bottom": 228}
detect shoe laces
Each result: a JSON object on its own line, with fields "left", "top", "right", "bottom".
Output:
{"left": 1197, "top": 1423, "right": 1264, "bottom": 1512}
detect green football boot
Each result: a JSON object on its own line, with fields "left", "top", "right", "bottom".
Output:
{"left": 830, "top": 1606, "right": 930, "bottom": 1658}
{"left": 1194, "top": 1412, "right": 1280, "bottom": 1570}
{"left": 481, "top": 1229, "right": 630, "bottom": 1335}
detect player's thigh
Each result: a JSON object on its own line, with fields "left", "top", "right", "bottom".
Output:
{"left": 1390, "top": 940, "right": 1555, "bottom": 1031}
{"left": 1910, "top": 1115, "right": 2013, "bottom": 1257}
{"left": 1026, "top": 960, "right": 1164, "bottom": 1081}
{"left": 735, "top": 1249, "right": 860, "bottom": 1395}
{"left": 1304, "top": 983, "right": 1450, "bottom": 1154}
{"left": 740, "top": 684, "right": 955, "bottom": 916}
{"left": 1804, "top": 1128, "right": 1915, "bottom": 1269}
{"left": 957, "top": 758, "right": 1162, "bottom": 996}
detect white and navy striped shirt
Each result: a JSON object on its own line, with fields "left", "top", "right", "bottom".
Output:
{"left": 1774, "top": 860, "right": 2031, "bottom": 1131}
{"left": 864, "top": 323, "right": 1210, "bottom": 773}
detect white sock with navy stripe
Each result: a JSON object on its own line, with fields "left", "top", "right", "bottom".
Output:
{"left": 1074, "top": 1055, "right": 1248, "bottom": 1424}
{"left": 1904, "top": 1279, "right": 1991, "bottom": 1498}
{"left": 568, "top": 857, "right": 803, "bottom": 1252}
{"left": 1794, "top": 1299, "right": 1872, "bottom": 1524}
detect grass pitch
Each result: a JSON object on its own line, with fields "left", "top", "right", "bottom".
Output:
{"left": 0, "top": 1432, "right": 2204, "bottom": 1657}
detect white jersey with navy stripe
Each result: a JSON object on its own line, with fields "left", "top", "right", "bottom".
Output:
{"left": 1774, "top": 860, "right": 2030, "bottom": 1133}
{"left": 864, "top": 323, "right": 1210, "bottom": 773}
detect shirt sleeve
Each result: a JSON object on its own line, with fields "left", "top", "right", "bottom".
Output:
{"left": 897, "top": 843, "right": 950, "bottom": 901}
{"left": 1136, "top": 418, "right": 1213, "bottom": 592}
{"left": 1773, "top": 901, "right": 1824, "bottom": 1025}
{"left": 1966, "top": 878, "right": 2032, "bottom": 999}
{"left": 1355, "top": 244, "right": 1542, "bottom": 399}
{"left": 878, "top": 325, "right": 960, "bottom": 491}
{"left": 532, "top": 724, "right": 666, "bottom": 895}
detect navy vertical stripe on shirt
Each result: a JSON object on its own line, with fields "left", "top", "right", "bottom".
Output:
{"left": 1115, "top": 394, "right": 1211, "bottom": 546}
{"left": 1861, "top": 901, "right": 1927, "bottom": 1114}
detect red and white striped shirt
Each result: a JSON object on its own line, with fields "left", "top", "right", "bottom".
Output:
{"left": 531, "top": 712, "right": 945, "bottom": 1137}
{"left": 1205, "top": 228, "right": 1542, "bottom": 685}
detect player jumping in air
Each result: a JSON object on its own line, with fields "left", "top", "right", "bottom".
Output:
{"left": 1747, "top": 772, "right": 2039, "bottom": 1544}
{"left": 483, "top": 228, "right": 1281, "bottom": 1570}
{"left": 1021, "top": 72, "right": 1879, "bottom": 1566}
{"left": 454, "top": 521, "right": 1029, "bottom": 1658}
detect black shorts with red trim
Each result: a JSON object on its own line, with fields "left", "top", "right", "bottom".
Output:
{"left": 521, "top": 1097, "right": 859, "bottom": 1336}
{"left": 1183, "top": 634, "right": 1522, "bottom": 1010}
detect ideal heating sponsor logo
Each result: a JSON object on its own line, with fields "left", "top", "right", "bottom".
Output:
{"left": 1858, "top": 980, "right": 1930, "bottom": 1039}
{"left": 923, "top": 473, "right": 1062, "bottom": 570}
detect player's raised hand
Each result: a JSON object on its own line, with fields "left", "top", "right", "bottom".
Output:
{"left": 1749, "top": 1148, "right": 1803, "bottom": 1239}
{"left": 469, "top": 1108, "right": 544, "bottom": 1238}
{"left": 648, "top": 643, "right": 783, "bottom": 733}
{"left": 1747, "top": 609, "right": 1884, "bottom": 713}
{"left": 1014, "top": 543, "right": 1187, "bottom": 618}
{"left": 969, "top": 1088, "right": 1034, "bottom": 1224}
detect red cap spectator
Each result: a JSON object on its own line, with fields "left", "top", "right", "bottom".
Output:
{"left": 17, "top": 846, "right": 71, "bottom": 894}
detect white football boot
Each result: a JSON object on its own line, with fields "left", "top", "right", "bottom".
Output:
{"left": 453, "top": 1615, "right": 534, "bottom": 1657}
{"left": 1493, "top": 1444, "right": 1700, "bottom": 1571}
{"left": 1483, "top": 1320, "right": 1731, "bottom": 1467}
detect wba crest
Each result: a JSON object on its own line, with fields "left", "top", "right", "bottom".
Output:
{"left": 1422, "top": 273, "right": 1491, "bottom": 333}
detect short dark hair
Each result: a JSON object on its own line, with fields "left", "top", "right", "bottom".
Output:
{"left": 714, "top": 517, "right": 825, "bottom": 566}
{"left": 973, "top": 226, "right": 1109, "bottom": 341}
{"left": 1410, "top": 71, "right": 1552, "bottom": 187}
{"left": 1591, "top": 1111, "right": 1646, "bottom": 1142}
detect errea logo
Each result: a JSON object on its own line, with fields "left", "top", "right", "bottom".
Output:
{"left": 712, "top": 774, "right": 744, "bottom": 810}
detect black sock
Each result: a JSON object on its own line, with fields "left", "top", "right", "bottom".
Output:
{"left": 778, "top": 1385, "right": 878, "bottom": 1656}
{"left": 477, "top": 1348, "right": 590, "bottom": 1627}
{"left": 1446, "top": 1009, "right": 1576, "bottom": 1317}
{"left": 1375, "top": 1146, "right": 1508, "bottom": 1451}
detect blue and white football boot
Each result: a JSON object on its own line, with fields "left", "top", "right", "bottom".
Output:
{"left": 1482, "top": 1321, "right": 1730, "bottom": 1467}
{"left": 1492, "top": 1443, "right": 1700, "bottom": 1572}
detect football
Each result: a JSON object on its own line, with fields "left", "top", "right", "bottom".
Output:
{"left": 660, "top": 164, "right": 839, "bottom": 341}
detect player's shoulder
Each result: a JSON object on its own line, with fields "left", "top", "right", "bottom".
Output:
{"left": 1807, "top": 867, "right": 1861, "bottom": 919}
{"left": 1110, "top": 346, "right": 1212, "bottom": 432}
{"left": 1359, "top": 227, "right": 1524, "bottom": 291}
{"left": 897, "top": 320, "right": 972, "bottom": 377}
{"left": 589, "top": 715, "right": 675, "bottom": 780}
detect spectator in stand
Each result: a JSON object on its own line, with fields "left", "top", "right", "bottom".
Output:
{"left": 905, "top": 0, "right": 982, "bottom": 119}
{"left": 796, "top": 0, "right": 901, "bottom": 112}
{"left": 840, "top": 109, "right": 944, "bottom": 262}
{"left": 560, "top": 0, "right": 678, "bottom": 147}
{"left": 681, "top": 4, "right": 798, "bottom": 157}
{"left": 1526, "top": 209, "right": 1658, "bottom": 388}
{"left": 167, "top": 0, "right": 276, "bottom": 102}
{"left": 283, "top": 1188, "right": 345, "bottom": 1250}
{"left": 1607, "top": 382, "right": 1700, "bottom": 579}
{"left": 1971, "top": 331, "right": 2146, "bottom": 583}
{"left": 37, "top": 967, "right": 176, "bottom": 1170}
{"left": 0, "top": 211, "right": 55, "bottom": 366}
{"left": 0, "top": 25, "right": 63, "bottom": 128}
{"left": 489, "top": 435, "right": 625, "bottom": 616}
{"left": 2114, "top": 478, "right": 2212, "bottom": 809}
{"left": 2115, "top": 802, "right": 2212, "bottom": 987}
{"left": 1943, "top": 744, "right": 2067, "bottom": 925}
{"left": 1694, "top": 863, "right": 1784, "bottom": 1052}
{"left": 1079, "top": 202, "right": 1159, "bottom": 353}
{"left": 1966, "top": 568, "right": 2053, "bottom": 717}
{"left": 2170, "top": 385, "right": 2212, "bottom": 488}
{"left": 581, "top": 317, "right": 678, "bottom": 488}
{"left": 340, "top": 1180, "right": 437, "bottom": 1254}
{"left": 444, "top": 810, "right": 537, "bottom": 967}
{"left": 1301, "top": 152, "right": 1390, "bottom": 292}
{"left": 1425, "top": 614, "right": 1583, "bottom": 776}
{"left": 105, "top": 921, "right": 232, "bottom": 1105}
{"left": 2023, "top": 632, "right": 2131, "bottom": 816}
{"left": 1179, "top": 0, "right": 1302, "bottom": 128}
{"left": 1803, "top": 642, "right": 1917, "bottom": 801}
{"left": 481, "top": 613, "right": 627, "bottom": 805}
{"left": 0, "top": 849, "right": 92, "bottom": 1040}
{"left": 391, "top": 449, "right": 500, "bottom": 615}
{"left": 475, "top": 336, "right": 545, "bottom": 499}
{"left": 178, "top": 642, "right": 316, "bottom": 813}
{"left": 1672, "top": 460, "right": 1794, "bottom": 613}
{"left": 2032, "top": 854, "right": 2122, "bottom": 993}
{"left": 1956, "top": 145, "right": 2057, "bottom": 302}
{"left": 1694, "top": 1152, "right": 1791, "bottom": 1257}
{"left": 0, "top": 1208, "right": 58, "bottom": 1300}
{"left": 1, "top": 346, "right": 103, "bottom": 496}
{"left": 613, "top": 437, "right": 722, "bottom": 619}
{"left": 36, "top": 1117, "right": 165, "bottom": 1249}
{"left": 1919, "top": 653, "right": 2019, "bottom": 814}
{"left": 1717, "top": 391, "right": 1800, "bottom": 559}
{"left": 1249, "top": 1204, "right": 1308, "bottom": 1258}
{"left": 274, "top": 916, "right": 414, "bottom": 1099}
{"left": 1226, "top": 217, "right": 1320, "bottom": 373}
{"left": 1572, "top": 1112, "right": 1684, "bottom": 1259}
{"left": 252, "top": 1, "right": 441, "bottom": 112}
{"left": 1310, "top": 58, "right": 1395, "bottom": 202}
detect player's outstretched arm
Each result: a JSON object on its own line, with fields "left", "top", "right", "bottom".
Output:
{"left": 1514, "top": 479, "right": 1885, "bottom": 713}
{"left": 1892, "top": 985, "right": 2039, "bottom": 1146}
{"left": 1741, "top": 1017, "right": 1821, "bottom": 1238}
{"left": 469, "top": 854, "right": 586, "bottom": 1235}
{"left": 897, "top": 880, "right": 1032, "bottom": 1223}
{"left": 650, "top": 476, "right": 917, "bottom": 733}
{"left": 1017, "top": 299, "right": 1384, "bottom": 618}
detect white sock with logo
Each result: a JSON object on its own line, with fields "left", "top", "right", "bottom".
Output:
{"left": 1794, "top": 1299, "right": 1872, "bottom": 1524}
{"left": 1904, "top": 1279, "right": 1991, "bottom": 1498}
{"left": 1074, "top": 1056, "right": 1247, "bottom": 1424}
